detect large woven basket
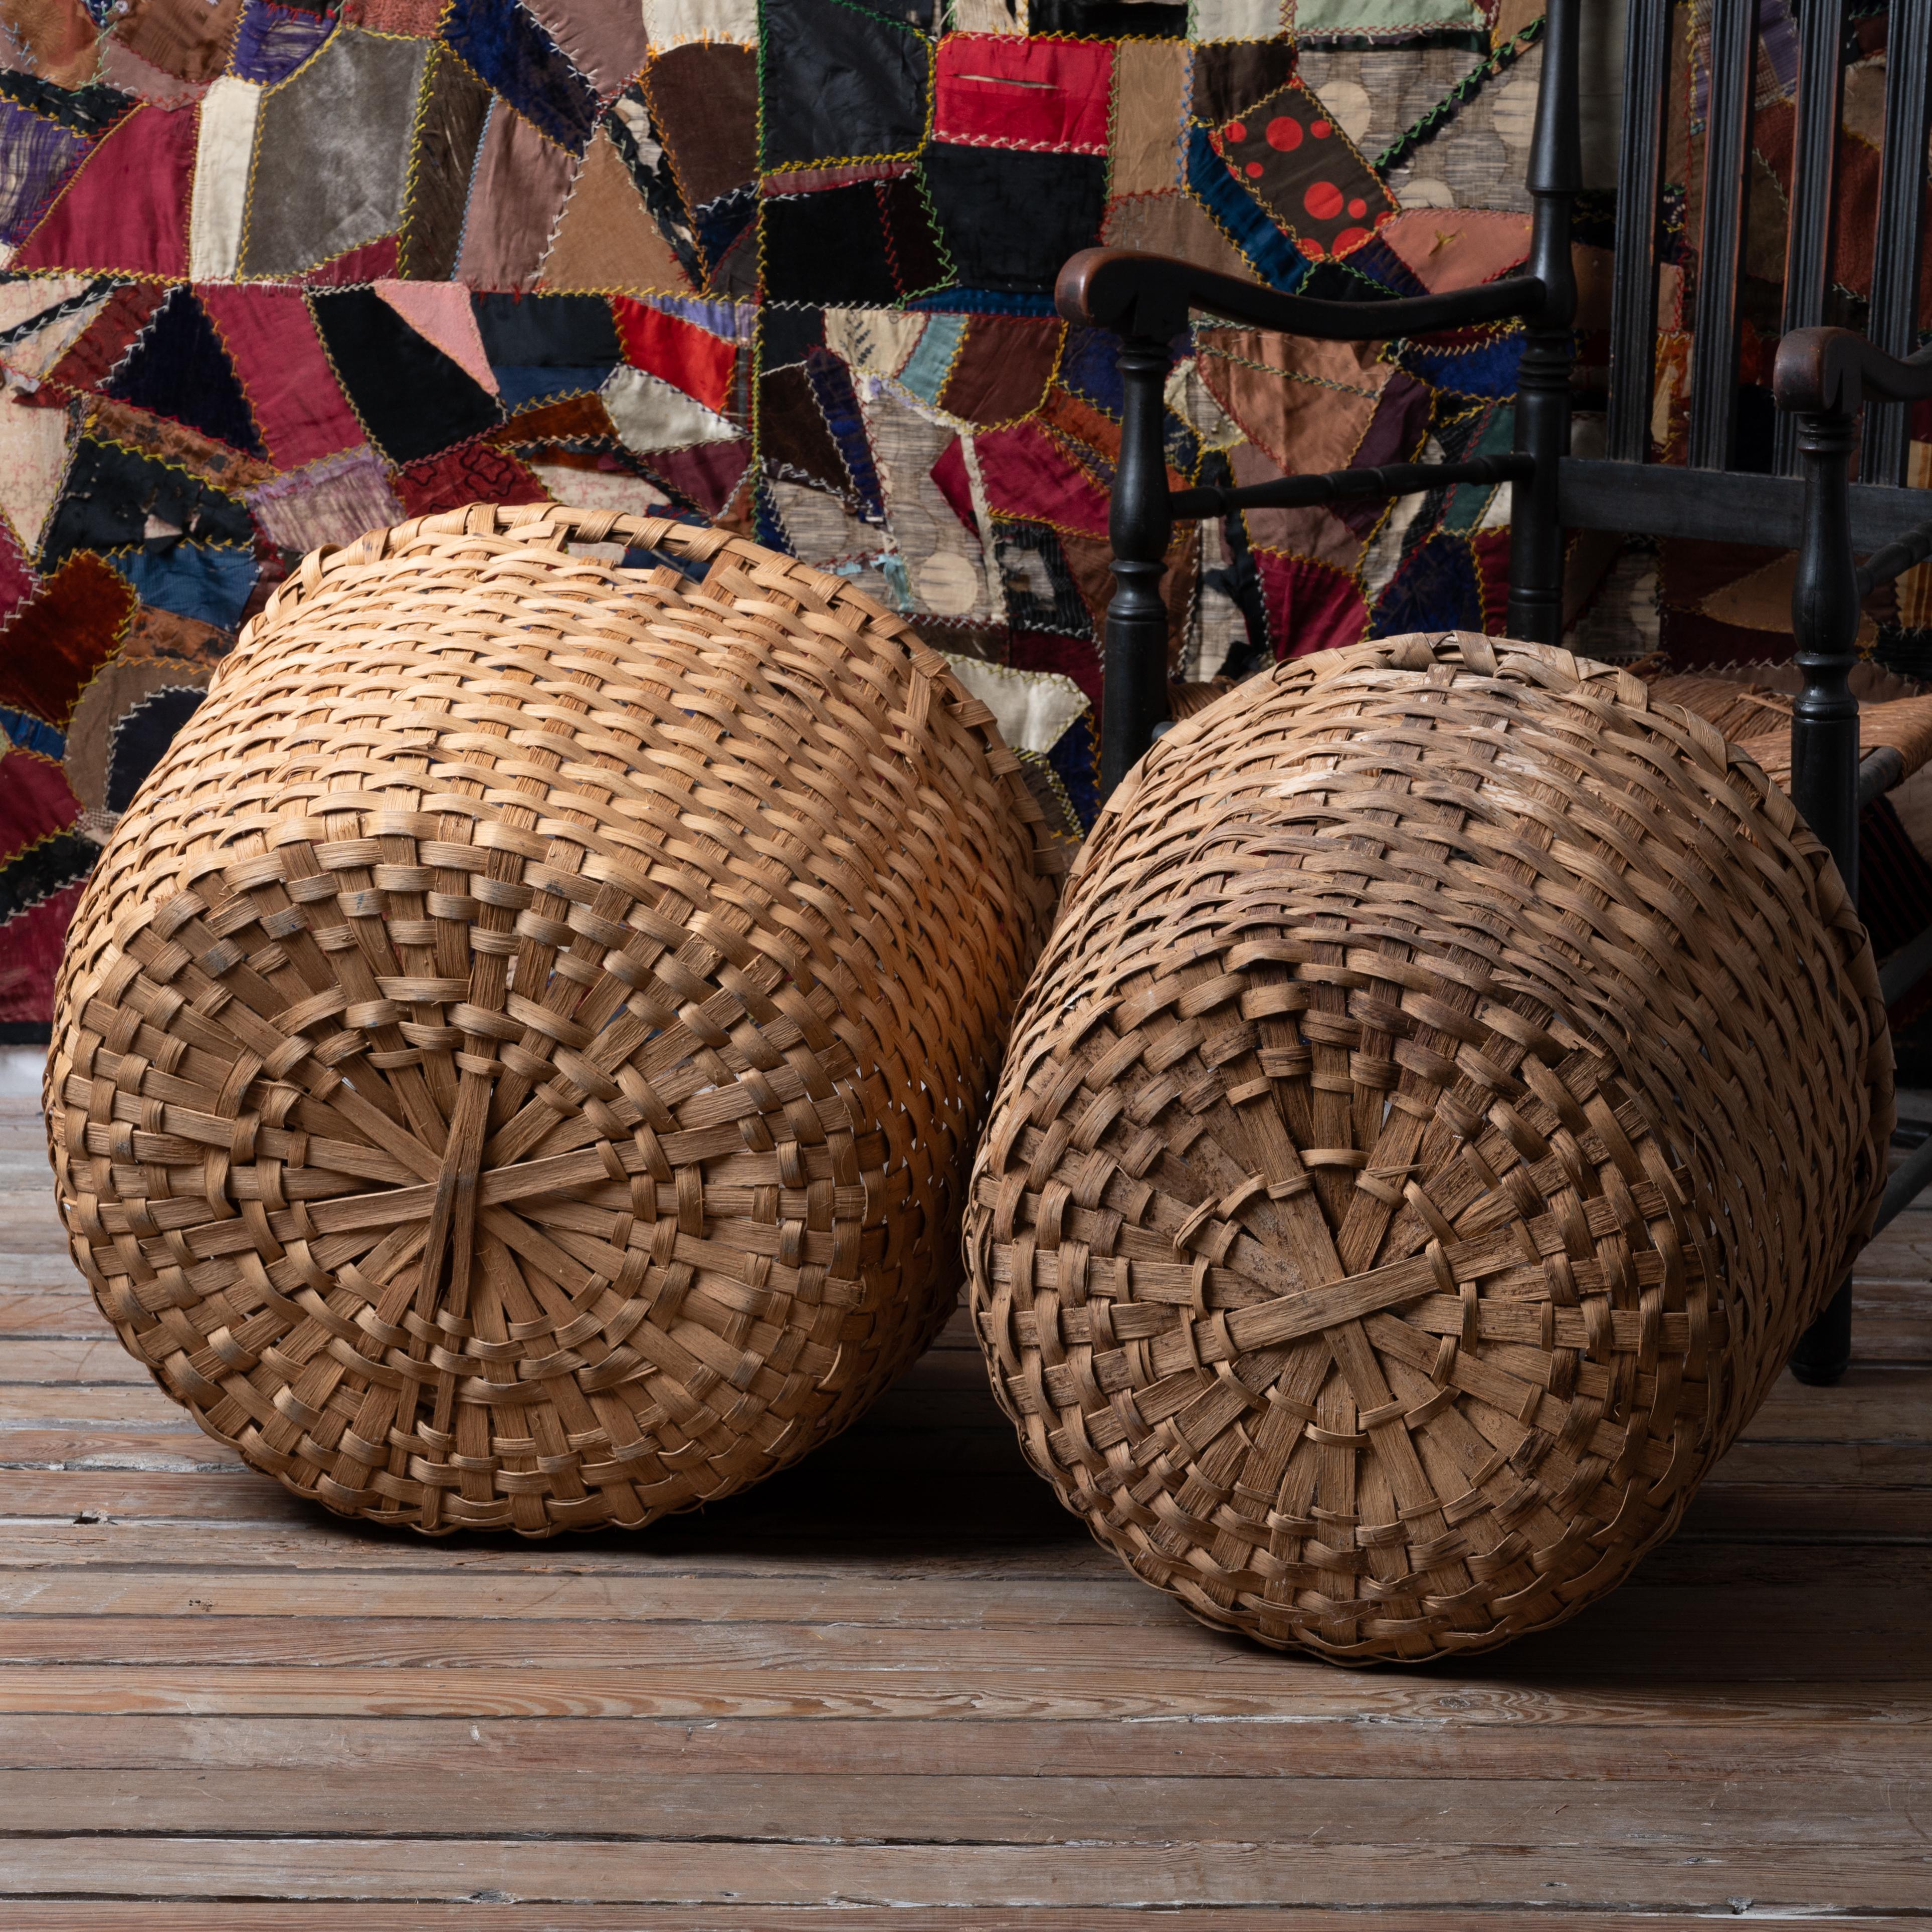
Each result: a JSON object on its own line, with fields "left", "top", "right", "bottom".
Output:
{"left": 49, "top": 503, "right": 1058, "bottom": 1534}
{"left": 965, "top": 632, "right": 1891, "bottom": 1660}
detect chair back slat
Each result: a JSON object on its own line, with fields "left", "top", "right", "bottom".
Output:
{"left": 1688, "top": 0, "right": 1759, "bottom": 470}
{"left": 1606, "top": 0, "right": 1674, "bottom": 463}
{"left": 1865, "top": 0, "right": 1932, "bottom": 487}
{"left": 1774, "top": 0, "right": 1848, "bottom": 475}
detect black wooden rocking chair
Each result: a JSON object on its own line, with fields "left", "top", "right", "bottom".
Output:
{"left": 1058, "top": 0, "right": 1932, "bottom": 1384}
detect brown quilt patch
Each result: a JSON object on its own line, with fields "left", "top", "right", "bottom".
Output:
{"left": 0, "top": 551, "right": 137, "bottom": 728}
{"left": 541, "top": 131, "right": 691, "bottom": 294}
{"left": 400, "top": 50, "right": 494, "bottom": 282}
{"left": 645, "top": 44, "right": 759, "bottom": 211}
{"left": 759, "top": 363, "right": 854, "bottom": 502}
{"left": 939, "top": 315, "right": 1063, "bottom": 428}
{"left": 113, "top": 0, "right": 240, "bottom": 84}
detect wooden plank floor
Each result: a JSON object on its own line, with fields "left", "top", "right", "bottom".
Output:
{"left": 1, "top": 1090, "right": 1928, "bottom": 1929}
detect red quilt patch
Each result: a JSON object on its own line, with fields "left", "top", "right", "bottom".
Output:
{"left": 0, "top": 749, "right": 82, "bottom": 870}
{"left": 613, "top": 299, "right": 738, "bottom": 415}
{"left": 1254, "top": 551, "right": 1370, "bottom": 658}
{"left": 967, "top": 419, "right": 1111, "bottom": 537}
{"left": 932, "top": 35, "right": 1112, "bottom": 155}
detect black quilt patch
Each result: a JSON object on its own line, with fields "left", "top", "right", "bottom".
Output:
{"left": 104, "top": 288, "right": 267, "bottom": 457}
{"left": 311, "top": 287, "right": 502, "bottom": 465}
{"left": 760, "top": 0, "right": 930, "bottom": 170}
{"left": 922, "top": 146, "right": 1106, "bottom": 294}
{"left": 1026, "top": 0, "right": 1187, "bottom": 36}
{"left": 472, "top": 293, "right": 621, "bottom": 366}
{"left": 106, "top": 686, "right": 206, "bottom": 815}
{"left": 0, "top": 830, "right": 97, "bottom": 927}
{"left": 39, "top": 440, "right": 254, "bottom": 574}
{"left": 760, "top": 304, "right": 825, "bottom": 370}
{"left": 762, "top": 177, "right": 948, "bottom": 306}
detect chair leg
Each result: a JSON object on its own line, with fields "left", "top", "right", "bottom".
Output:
{"left": 1099, "top": 332, "right": 1174, "bottom": 802}
{"left": 1505, "top": 325, "right": 1573, "bottom": 646}
{"left": 1789, "top": 401, "right": 1864, "bottom": 1387}
{"left": 1791, "top": 1279, "right": 1853, "bottom": 1385}
{"left": 1505, "top": 0, "right": 1580, "bottom": 645}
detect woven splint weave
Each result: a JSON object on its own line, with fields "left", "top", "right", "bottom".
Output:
{"left": 966, "top": 631, "right": 1892, "bottom": 1659}
{"left": 48, "top": 503, "right": 1057, "bottom": 1534}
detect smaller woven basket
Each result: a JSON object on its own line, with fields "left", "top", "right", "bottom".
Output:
{"left": 50, "top": 503, "right": 1058, "bottom": 1534}
{"left": 966, "top": 632, "right": 1891, "bottom": 1661}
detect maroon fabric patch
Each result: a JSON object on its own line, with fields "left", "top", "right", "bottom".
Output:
{"left": 649, "top": 437, "right": 750, "bottom": 515}
{"left": 0, "top": 876, "right": 88, "bottom": 1028}
{"left": 646, "top": 43, "right": 759, "bottom": 209}
{"left": 394, "top": 440, "right": 549, "bottom": 517}
{"left": 13, "top": 102, "right": 197, "bottom": 277}
{"left": 1009, "top": 629, "right": 1101, "bottom": 710}
{"left": 304, "top": 234, "right": 404, "bottom": 287}
{"left": 929, "top": 435, "right": 977, "bottom": 534}
{"left": 1660, "top": 536, "right": 1786, "bottom": 610}
{"left": 971, "top": 419, "right": 1110, "bottom": 536}
{"left": 0, "top": 552, "right": 137, "bottom": 727}
{"left": 0, "top": 523, "right": 32, "bottom": 628}
{"left": 197, "top": 284, "right": 367, "bottom": 470}
{"left": 1255, "top": 550, "right": 1370, "bottom": 659}
{"left": 1657, "top": 605, "right": 1789, "bottom": 670}
{"left": 1471, "top": 526, "right": 1511, "bottom": 634}
{"left": 0, "top": 747, "right": 82, "bottom": 868}
{"left": 938, "top": 315, "right": 1064, "bottom": 428}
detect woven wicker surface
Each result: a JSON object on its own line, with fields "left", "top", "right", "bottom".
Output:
{"left": 1650, "top": 671, "right": 1932, "bottom": 796}
{"left": 48, "top": 502, "right": 1057, "bottom": 1534}
{"left": 965, "top": 631, "right": 1892, "bottom": 1660}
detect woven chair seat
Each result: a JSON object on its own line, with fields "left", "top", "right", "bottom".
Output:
{"left": 1650, "top": 671, "right": 1932, "bottom": 798}
{"left": 966, "top": 632, "right": 1891, "bottom": 1660}
{"left": 48, "top": 504, "right": 1056, "bottom": 1534}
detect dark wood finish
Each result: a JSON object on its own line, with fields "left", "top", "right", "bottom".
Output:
{"left": 1173, "top": 451, "right": 1531, "bottom": 519}
{"left": 1053, "top": 248, "right": 1541, "bottom": 345}
{"left": 1773, "top": 0, "right": 1847, "bottom": 477}
{"left": 1863, "top": 0, "right": 1932, "bottom": 488}
{"left": 1774, "top": 329, "right": 1932, "bottom": 1383}
{"left": 1687, "top": 0, "right": 1758, "bottom": 472}
{"left": 1605, "top": 0, "right": 1672, "bottom": 465}
{"left": 1788, "top": 394, "right": 1865, "bottom": 1391}
{"left": 1505, "top": 0, "right": 1580, "bottom": 643}
{"left": 1101, "top": 333, "right": 1175, "bottom": 795}
{"left": 1558, "top": 455, "right": 1932, "bottom": 549}
{"left": 1, "top": 1090, "right": 1929, "bottom": 1913}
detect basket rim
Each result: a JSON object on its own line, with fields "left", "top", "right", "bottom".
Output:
{"left": 236, "top": 500, "right": 1070, "bottom": 887}
{"left": 1081, "top": 625, "right": 1895, "bottom": 1253}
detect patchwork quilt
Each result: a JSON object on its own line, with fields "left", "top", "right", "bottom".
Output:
{"left": 0, "top": 0, "right": 1922, "bottom": 1033}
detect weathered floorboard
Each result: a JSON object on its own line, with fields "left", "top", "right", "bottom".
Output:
{"left": 0, "top": 1093, "right": 1924, "bottom": 1916}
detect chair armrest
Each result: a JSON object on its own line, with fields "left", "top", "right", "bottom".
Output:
{"left": 1774, "top": 325, "right": 1932, "bottom": 417}
{"left": 1054, "top": 247, "right": 1547, "bottom": 343}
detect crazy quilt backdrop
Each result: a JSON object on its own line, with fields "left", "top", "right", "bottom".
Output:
{"left": 1, "top": 0, "right": 1928, "bottom": 1034}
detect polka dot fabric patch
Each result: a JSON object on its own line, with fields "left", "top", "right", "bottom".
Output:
{"left": 1212, "top": 79, "right": 1396, "bottom": 260}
